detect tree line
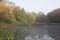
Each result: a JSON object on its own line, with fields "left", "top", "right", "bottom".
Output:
{"left": 0, "top": 0, "right": 60, "bottom": 24}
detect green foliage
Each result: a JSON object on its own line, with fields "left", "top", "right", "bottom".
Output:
{"left": 14, "top": 8, "right": 35, "bottom": 24}
{"left": 3, "top": 18, "right": 13, "bottom": 24}
{"left": 0, "top": 1, "right": 36, "bottom": 24}
{"left": 0, "top": 28, "right": 14, "bottom": 40}
{"left": 14, "top": 8, "right": 27, "bottom": 24}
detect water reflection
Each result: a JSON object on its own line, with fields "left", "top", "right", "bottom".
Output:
{"left": 25, "top": 33, "right": 54, "bottom": 40}
{"left": 25, "top": 36, "right": 33, "bottom": 40}
{"left": 40, "top": 34, "right": 54, "bottom": 40}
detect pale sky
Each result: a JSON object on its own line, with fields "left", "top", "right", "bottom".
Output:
{"left": 11, "top": 0, "right": 60, "bottom": 14}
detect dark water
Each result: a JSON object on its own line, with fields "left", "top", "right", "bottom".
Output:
{"left": 14, "top": 25, "right": 60, "bottom": 40}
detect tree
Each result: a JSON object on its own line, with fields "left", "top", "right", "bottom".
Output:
{"left": 47, "top": 8, "right": 60, "bottom": 23}
{"left": 0, "top": 28, "right": 14, "bottom": 40}
{"left": 27, "top": 12, "right": 37, "bottom": 24}
{"left": 14, "top": 7, "right": 28, "bottom": 24}
{"left": 0, "top": 2, "right": 16, "bottom": 23}
{"left": 14, "top": 6, "right": 36, "bottom": 24}
{"left": 35, "top": 12, "right": 49, "bottom": 23}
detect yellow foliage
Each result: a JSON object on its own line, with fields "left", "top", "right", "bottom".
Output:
{"left": 29, "top": 13, "right": 36, "bottom": 20}
{"left": 0, "top": 2, "right": 9, "bottom": 19}
{"left": 0, "top": 2, "right": 9, "bottom": 13}
{"left": 0, "top": 2, "right": 16, "bottom": 22}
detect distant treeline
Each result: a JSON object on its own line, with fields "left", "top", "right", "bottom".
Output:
{"left": 0, "top": 0, "right": 60, "bottom": 24}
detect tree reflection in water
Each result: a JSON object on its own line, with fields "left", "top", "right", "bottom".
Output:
{"left": 25, "top": 33, "right": 54, "bottom": 40}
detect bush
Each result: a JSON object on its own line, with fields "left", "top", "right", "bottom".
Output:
{"left": 0, "top": 28, "right": 14, "bottom": 40}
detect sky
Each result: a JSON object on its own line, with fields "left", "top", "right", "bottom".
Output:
{"left": 10, "top": 0, "right": 60, "bottom": 15}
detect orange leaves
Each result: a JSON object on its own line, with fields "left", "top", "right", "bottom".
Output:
{"left": 53, "top": 8, "right": 60, "bottom": 13}
{"left": 28, "top": 13, "right": 37, "bottom": 20}
{"left": 0, "top": 2, "right": 10, "bottom": 13}
{"left": 0, "top": 2, "right": 16, "bottom": 23}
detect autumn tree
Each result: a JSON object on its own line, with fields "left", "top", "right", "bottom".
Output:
{"left": 0, "top": 2, "right": 16, "bottom": 23}
{"left": 14, "top": 7, "right": 27, "bottom": 24}
{"left": 27, "top": 12, "right": 37, "bottom": 24}
{"left": 47, "top": 8, "right": 60, "bottom": 23}
{"left": 13, "top": 6, "right": 36, "bottom": 24}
